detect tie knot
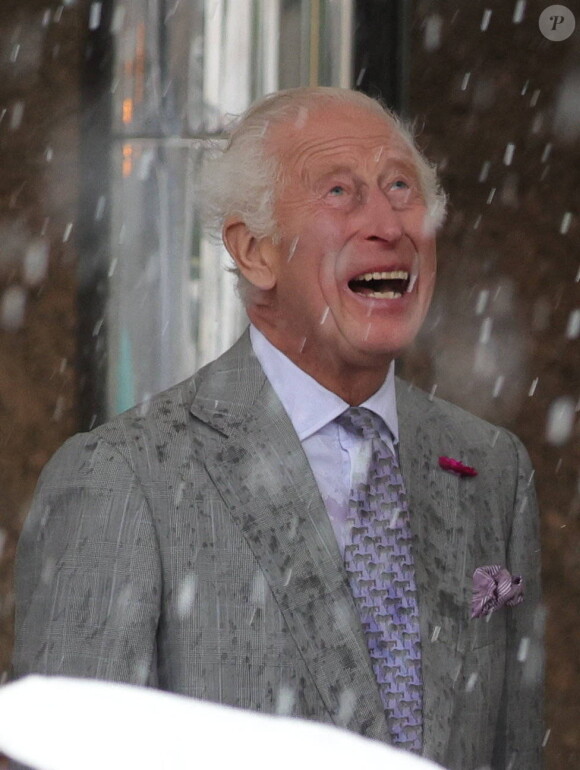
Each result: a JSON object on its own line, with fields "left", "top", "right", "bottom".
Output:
{"left": 336, "top": 407, "right": 384, "bottom": 440}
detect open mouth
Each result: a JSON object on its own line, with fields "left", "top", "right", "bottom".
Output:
{"left": 348, "top": 270, "right": 411, "bottom": 299}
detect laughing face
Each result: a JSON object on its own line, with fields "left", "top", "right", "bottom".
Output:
{"left": 229, "top": 101, "right": 437, "bottom": 403}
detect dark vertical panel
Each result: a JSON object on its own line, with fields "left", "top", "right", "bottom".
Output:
{"left": 279, "top": 0, "right": 306, "bottom": 90}
{"left": 78, "top": 0, "right": 114, "bottom": 428}
{"left": 354, "top": 0, "right": 410, "bottom": 114}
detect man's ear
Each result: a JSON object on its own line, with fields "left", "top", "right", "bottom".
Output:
{"left": 223, "top": 220, "right": 277, "bottom": 291}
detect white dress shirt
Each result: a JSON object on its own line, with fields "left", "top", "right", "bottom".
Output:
{"left": 250, "top": 325, "right": 399, "bottom": 556}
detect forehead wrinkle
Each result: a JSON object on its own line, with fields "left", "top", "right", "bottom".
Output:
{"left": 287, "top": 134, "right": 416, "bottom": 185}
{"left": 286, "top": 132, "right": 393, "bottom": 165}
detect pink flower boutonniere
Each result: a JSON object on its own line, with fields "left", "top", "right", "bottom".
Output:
{"left": 438, "top": 456, "right": 478, "bottom": 477}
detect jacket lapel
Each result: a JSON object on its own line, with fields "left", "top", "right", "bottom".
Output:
{"left": 396, "top": 379, "right": 472, "bottom": 762}
{"left": 188, "top": 332, "right": 389, "bottom": 741}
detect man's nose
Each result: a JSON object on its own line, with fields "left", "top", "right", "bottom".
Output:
{"left": 359, "top": 186, "right": 404, "bottom": 244}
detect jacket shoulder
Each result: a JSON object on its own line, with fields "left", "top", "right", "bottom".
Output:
{"left": 395, "top": 377, "right": 527, "bottom": 458}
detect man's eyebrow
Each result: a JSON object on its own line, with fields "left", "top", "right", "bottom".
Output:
{"left": 379, "top": 157, "right": 422, "bottom": 181}
{"left": 301, "top": 153, "right": 420, "bottom": 185}
{"left": 380, "top": 153, "right": 419, "bottom": 170}
{"left": 303, "top": 164, "right": 355, "bottom": 184}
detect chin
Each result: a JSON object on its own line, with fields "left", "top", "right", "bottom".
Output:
{"left": 349, "top": 323, "right": 421, "bottom": 359}
{"left": 338, "top": 340, "right": 406, "bottom": 371}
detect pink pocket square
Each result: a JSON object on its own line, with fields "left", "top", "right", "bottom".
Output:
{"left": 471, "top": 565, "right": 524, "bottom": 619}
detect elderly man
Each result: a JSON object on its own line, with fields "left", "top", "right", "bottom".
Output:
{"left": 13, "top": 88, "right": 543, "bottom": 770}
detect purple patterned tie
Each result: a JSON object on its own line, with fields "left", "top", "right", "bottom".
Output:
{"left": 338, "top": 407, "right": 423, "bottom": 753}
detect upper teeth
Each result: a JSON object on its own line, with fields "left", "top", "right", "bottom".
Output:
{"left": 355, "top": 271, "right": 409, "bottom": 281}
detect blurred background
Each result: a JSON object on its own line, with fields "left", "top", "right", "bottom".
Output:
{"left": 0, "top": 1, "right": 578, "bottom": 767}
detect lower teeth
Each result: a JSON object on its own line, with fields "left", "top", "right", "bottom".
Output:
{"left": 368, "top": 291, "right": 402, "bottom": 298}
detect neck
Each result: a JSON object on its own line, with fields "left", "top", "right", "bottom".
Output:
{"left": 304, "top": 365, "right": 391, "bottom": 406}
{"left": 250, "top": 316, "right": 392, "bottom": 406}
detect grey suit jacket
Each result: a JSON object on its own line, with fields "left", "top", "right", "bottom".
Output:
{"left": 13, "top": 331, "right": 543, "bottom": 769}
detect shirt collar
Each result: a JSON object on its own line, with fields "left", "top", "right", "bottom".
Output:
{"left": 249, "top": 325, "right": 399, "bottom": 443}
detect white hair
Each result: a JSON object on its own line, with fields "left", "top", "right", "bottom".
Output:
{"left": 200, "top": 87, "right": 447, "bottom": 297}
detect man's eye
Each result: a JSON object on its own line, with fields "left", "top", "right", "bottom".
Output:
{"left": 329, "top": 185, "right": 346, "bottom": 195}
{"left": 388, "top": 179, "right": 416, "bottom": 208}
